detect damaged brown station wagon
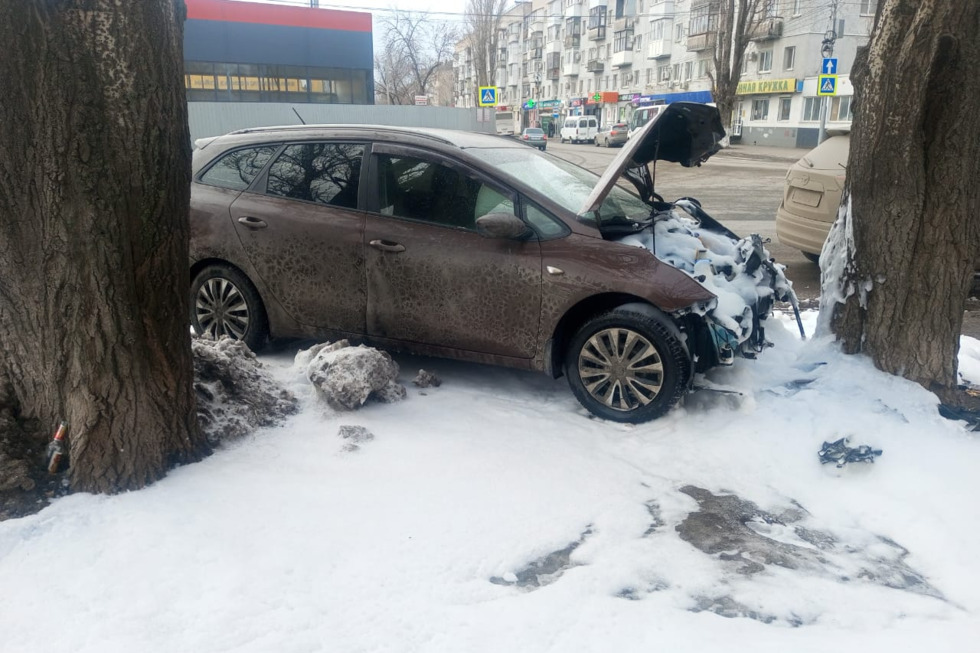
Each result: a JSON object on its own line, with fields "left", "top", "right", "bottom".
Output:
{"left": 190, "top": 103, "right": 797, "bottom": 423}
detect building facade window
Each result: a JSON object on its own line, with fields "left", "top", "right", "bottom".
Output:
{"left": 859, "top": 0, "right": 877, "bottom": 16}
{"left": 831, "top": 95, "right": 854, "bottom": 121}
{"left": 783, "top": 46, "right": 795, "bottom": 71}
{"left": 751, "top": 98, "right": 769, "bottom": 120}
{"left": 758, "top": 50, "right": 773, "bottom": 73}
{"left": 792, "top": 0, "right": 801, "bottom": 15}
{"left": 802, "top": 96, "right": 821, "bottom": 121}
{"left": 777, "top": 97, "right": 792, "bottom": 121}
{"left": 185, "top": 62, "right": 369, "bottom": 104}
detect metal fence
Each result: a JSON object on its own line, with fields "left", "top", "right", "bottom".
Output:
{"left": 188, "top": 102, "right": 496, "bottom": 142}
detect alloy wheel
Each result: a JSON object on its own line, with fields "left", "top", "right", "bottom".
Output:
{"left": 577, "top": 327, "right": 664, "bottom": 411}
{"left": 195, "top": 277, "right": 250, "bottom": 340}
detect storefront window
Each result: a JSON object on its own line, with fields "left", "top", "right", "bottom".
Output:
{"left": 184, "top": 61, "right": 371, "bottom": 104}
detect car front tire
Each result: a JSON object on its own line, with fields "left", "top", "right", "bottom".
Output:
{"left": 190, "top": 263, "right": 269, "bottom": 352}
{"left": 564, "top": 307, "right": 691, "bottom": 423}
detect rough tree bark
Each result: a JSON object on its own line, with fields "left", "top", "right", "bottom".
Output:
{"left": 821, "top": 0, "right": 980, "bottom": 398}
{"left": 0, "top": 0, "right": 209, "bottom": 492}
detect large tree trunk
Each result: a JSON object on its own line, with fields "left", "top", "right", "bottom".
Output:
{"left": 0, "top": 0, "right": 209, "bottom": 492}
{"left": 822, "top": 0, "right": 980, "bottom": 395}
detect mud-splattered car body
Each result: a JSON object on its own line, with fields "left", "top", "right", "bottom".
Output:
{"left": 189, "top": 103, "right": 796, "bottom": 422}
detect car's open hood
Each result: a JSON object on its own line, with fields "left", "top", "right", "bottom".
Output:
{"left": 578, "top": 102, "right": 726, "bottom": 218}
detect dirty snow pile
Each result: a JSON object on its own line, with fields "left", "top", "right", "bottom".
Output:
{"left": 192, "top": 336, "right": 298, "bottom": 445}
{"left": 1, "top": 314, "right": 979, "bottom": 653}
{"left": 618, "top": 204, "right": 795, "bottom": 343}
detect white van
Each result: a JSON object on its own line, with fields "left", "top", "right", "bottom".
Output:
{"left": 559, "top": 116, "right": 598, "bottom": 144}
{"left": 627, "top": 105, "right": 666, "bottom": 139}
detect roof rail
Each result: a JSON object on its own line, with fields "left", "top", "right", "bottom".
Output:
{"left": 225, "top": 124, "right": 456, "bottom": 146}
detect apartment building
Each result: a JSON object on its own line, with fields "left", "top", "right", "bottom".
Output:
{"left": 453, "top": 0, "right": 875, "bottom": 148}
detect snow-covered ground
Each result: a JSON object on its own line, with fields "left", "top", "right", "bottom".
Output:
{"left": 2, "top": 312, "right": 978, "bottom": 653}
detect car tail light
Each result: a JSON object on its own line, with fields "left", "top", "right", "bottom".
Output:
{"left": 611, "top": 130, "right": 619, "bottom": 135}
{"left": 542, "top": 135, "right": 547, "bottom": 140}
{"left": 522, "top": 135, "right": 528, "bottom": 140}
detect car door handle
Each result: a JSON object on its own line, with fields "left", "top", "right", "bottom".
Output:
{"left": 369, "top": 239, "right": 406, "bottom": 253}
{"left": 238, "top": 216, "right": 268, "bottom": 229}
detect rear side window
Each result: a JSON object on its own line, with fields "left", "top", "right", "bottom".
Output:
{"left": 266, "top": 143, "right": 364, "bottom": 209}
{"left": 579, "top": 119, "right": 588, "bottom": 128}
{"left": 588, "top": 118, "right": 597, "bottom": 127}
{"left": 199, "top": 146, "right": 277, "bottom": 191}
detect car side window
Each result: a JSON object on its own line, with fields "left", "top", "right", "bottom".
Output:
{"left": 524, "top": 201, "right": 569, "bottom": 240}
{"left": 377, "top": 154, "right": 514, "bottom": 230}
{"left": 266, "top": 143, "right": 364, "bottom": 209}
{"left": 199, "top": 146, "right": 277, "bottom": 191}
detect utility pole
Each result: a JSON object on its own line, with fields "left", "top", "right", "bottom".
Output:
{"left": 817, "top": 0, "right": 839, "bottom": 144}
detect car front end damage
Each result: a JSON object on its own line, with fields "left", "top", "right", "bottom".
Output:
{"left": 616, "top": 201, "right": 802, "bottom": 372}
{"left": 579, "top": 102, "right": 804, "bottom": 375}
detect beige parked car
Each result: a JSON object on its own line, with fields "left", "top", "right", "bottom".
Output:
{"left": 776, "top": 134, "right": 979, "bottom": 293}
{"left": 775, "top": 134, "right": 849, "bottom": 263}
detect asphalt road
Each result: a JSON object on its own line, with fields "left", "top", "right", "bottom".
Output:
{"left": 545, "top": 139, "right": 980, "bottom": 339}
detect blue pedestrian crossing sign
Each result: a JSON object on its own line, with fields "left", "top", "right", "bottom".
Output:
{"left": 478, "top": 86, "right": 497, "bottom": 107}
{"left": 817, "top": 74, "right": 838, "bottom": 96}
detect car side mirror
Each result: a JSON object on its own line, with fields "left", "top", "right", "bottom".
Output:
{"left": 475, "top": 212, "right": 532, "bottom": 240}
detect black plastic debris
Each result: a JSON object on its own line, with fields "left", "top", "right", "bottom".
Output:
{"left": 818, "top": 437, "right": 882, "bottom": 468}
{"left": 938, "top": 403, "right": 980, "bottom": 431}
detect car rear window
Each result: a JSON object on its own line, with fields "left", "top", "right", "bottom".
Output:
{"left": 199, "top": 145, "right": 278, "bottom": 191}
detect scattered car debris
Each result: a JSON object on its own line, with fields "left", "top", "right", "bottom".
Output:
{"left": 937, "top": 403, "right": 980, "bottom": 431}
{"left": 412, "top": 369, "right": 442, "bottom": 388}
{"left": 818, "top": 437, "right": 883, "bottom": 468}
{"left": 306, "top": 343, "right": 406, "bottom": 410}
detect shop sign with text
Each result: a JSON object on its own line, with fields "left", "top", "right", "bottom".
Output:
{"left": 735, "top": 78, "right": 799, "bottom": 95}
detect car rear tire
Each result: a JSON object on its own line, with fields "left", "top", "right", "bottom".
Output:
{"left": 564, "top": 307, "right": 691, "bottom": 423}
{"left": 190, "top": 264, "right": 269, "bottom": 352}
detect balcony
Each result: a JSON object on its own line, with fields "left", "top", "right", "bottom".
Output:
{"left": 564, "top": 61, "right": 581, "bottom": 76}
{"left": 547, "top": 39, "right": 562, "bottom": 54}
{"left": 611, "top": 49, "right": 632, "bottom": 67}
{"left": 564, "top": 34, "right": 581, "bottom": 48}
{"left": 588, "top": 25, "right": 607, "bottom": 40}
{"left": 647, "top": 39, "right": 671, "bottom": 59}
{"left": 547, "top": 67, "right": 560, "bottom": 81}
{"left": 647, "top": 0, "right": 674, "bottom": 19}
{"left": 566, "top": 1, "right": 584, "bottom": 17}
{"left": 686, "top": 31, "right": 716, "bottom": 51}
{"left": 530, "top": 19, "right": 545, "bottom": 34}
{"left": 529, "top": 47, "right": 543, "bottom": 60}
{"left": 586, "top": 59, "right": 605, "bottom": 73}
{"left": 748, "top": 18, "right": 783, "bottom": 41}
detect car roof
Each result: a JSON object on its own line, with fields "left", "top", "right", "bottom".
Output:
{"left": 198, "top": 124, "right": 525, "bottom": 153}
